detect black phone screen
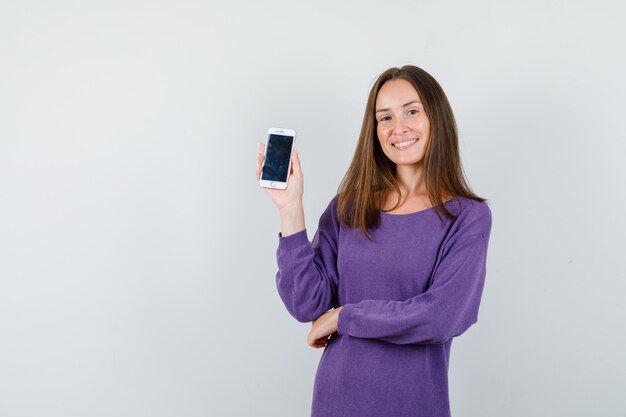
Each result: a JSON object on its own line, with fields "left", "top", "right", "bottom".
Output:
{"left": 261, "top": 134, "right": 294, "bottom": 182}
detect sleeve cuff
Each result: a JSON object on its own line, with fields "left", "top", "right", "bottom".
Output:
{"left": 277, "top": 228, "right": 309, "bottom": 251}
{"left": 337, "top": 304, "right": 356, "bottom": 336}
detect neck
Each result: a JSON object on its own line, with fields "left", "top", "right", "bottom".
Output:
{"left": 394, "top": 163, "right": 427, "bottom": 198}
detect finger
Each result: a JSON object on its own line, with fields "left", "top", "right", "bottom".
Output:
{"left": 291, "top": 147, "right": 302, "bottom": 176}
{"left": 256, "top": 151, "right": 264, "bottom": 180}
{"left": 308, "top": 334, "right": 322, "bottom": 346}
{"left": 313, "top": 340, "right": 328, "bottom": 348}
{"left": 310, "top": 338, "right": 325, "bottom": 348}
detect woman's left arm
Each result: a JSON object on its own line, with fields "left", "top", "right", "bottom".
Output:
{"left": 335, "top": 232, "right": 490, "bottom": 345}
{"left": 334, "top": 202, "right": 492, "bottom": 346}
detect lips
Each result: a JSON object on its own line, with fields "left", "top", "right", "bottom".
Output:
{"left": 392, "top": 138, "right": 418, "bottom": 149}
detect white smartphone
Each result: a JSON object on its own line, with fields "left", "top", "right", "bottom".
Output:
{"left": 259, "top": 127, "right": 297, "bottom": 189}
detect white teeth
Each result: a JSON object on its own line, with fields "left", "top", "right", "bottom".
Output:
{"left": 393, "top": 138, "right": 417, "bottom": 148}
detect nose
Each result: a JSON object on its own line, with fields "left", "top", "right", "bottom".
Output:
{"left": 392, "top": 119, "right": 409, "bottom": 135}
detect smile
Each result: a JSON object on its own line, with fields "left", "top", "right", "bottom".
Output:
{"left": 392, "top": 138, "right": 418, "bottom": 150}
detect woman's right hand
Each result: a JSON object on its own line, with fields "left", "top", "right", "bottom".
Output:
{"left": 256, "top": 142, "right": 304, "bottom": 211}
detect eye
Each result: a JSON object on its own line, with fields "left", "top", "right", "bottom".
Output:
{"left": 379, "top": 115, "right": 390, "bottom": 122}
{"left": 408, "top": 109, "right": 419, "bottom": 115}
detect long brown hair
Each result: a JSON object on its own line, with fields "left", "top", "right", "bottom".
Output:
{"left": 336, "top": 65, "right": 488, "bottom": 241}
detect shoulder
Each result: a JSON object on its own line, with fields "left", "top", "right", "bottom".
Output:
{"left": 458, "top": 197, "right": 491, "bottom": 223}
{"left": 317, "top": 194, "right": 341, "bottom": 232}
{"left": 323, "top": 193, "right": 340, "bottom": 215}
{"left": 323, "top": 193, "right": 344, "bottom": 220}
{"left": 448, "top": 197, "right": 492, "bottom": 239}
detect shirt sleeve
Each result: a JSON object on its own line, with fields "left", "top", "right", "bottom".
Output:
{"left": 275, "top": 197, "right": 340, "bottom": 323}
{"left": 336, "top": 202, "right": 492, "bottom": 345}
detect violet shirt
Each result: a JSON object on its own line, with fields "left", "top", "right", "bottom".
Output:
{"left": 275, "top": 195, "right": 492, "bottom": 417}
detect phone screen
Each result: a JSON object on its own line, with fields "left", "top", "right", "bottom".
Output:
{"left": 261, "top": 134, "right": 294, "bottom": 182}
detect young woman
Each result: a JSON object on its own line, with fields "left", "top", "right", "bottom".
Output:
{"left": 255, "top": 65, "right": 492, "bottom": 417}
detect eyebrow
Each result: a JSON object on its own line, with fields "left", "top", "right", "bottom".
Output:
{"left": 375, "top": 100, "right": 421, "bottom": 113}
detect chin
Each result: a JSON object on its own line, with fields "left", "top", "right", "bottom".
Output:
{"left": 389, "top": 153, "right": 423, "bottom": 164}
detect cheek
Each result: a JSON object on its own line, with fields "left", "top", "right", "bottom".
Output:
{"left": 418, "top": 117, "right": 430, "bottom": 133}
{"left": 377, "top": 124, "right": 391, "bottom": 139}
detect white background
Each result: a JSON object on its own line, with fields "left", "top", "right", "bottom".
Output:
{"left": 1, "top": 1, "right": 625, "bottom": 416}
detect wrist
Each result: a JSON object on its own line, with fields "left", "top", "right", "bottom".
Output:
{"left": 279, "top": 200, "right": 305, "bottom": 237}
{"left": 278, "top": 200, "right": 304, "bottom": 215}
{"left": 335, "top": 307, "right": 343, "bottom": 324}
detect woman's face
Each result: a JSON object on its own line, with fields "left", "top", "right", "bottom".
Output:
{"left": 375, "top": 79, "right": 430, "bottom": 167}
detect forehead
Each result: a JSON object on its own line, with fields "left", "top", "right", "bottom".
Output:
{"left": 375, "top": 79, "right": 421, "bottom": 108}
